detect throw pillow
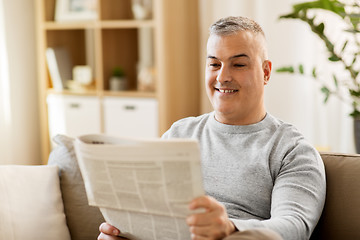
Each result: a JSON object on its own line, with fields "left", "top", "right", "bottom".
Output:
{"left": 48, "top": 134, "right": 105, "bottom": 240}
{"left": 0, "top": 165, "right": 71, "bottom": 240}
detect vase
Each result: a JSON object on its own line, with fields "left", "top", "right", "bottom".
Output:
{"left": 354, "top": 118, "right": 360, "bottom": 153}
{"left": 109, "top": 76, "right": 127, "bottom": 91}
{"left": 131, "top": 0, "right": 152, "bottom": 20}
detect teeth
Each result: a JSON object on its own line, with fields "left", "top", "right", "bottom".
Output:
{"left": 219, "top": 89, "right": 236, "bottom": 93}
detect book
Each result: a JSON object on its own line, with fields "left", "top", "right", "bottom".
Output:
{"left": 45, "top": 47, "right": 72, "bottom": 90}
{"left": 74, "top": 134, "right": 205, "bottom": 240}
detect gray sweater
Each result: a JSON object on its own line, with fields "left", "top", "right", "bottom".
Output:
{"left": 162, "top": 112, "right": 326, "bottom": 240}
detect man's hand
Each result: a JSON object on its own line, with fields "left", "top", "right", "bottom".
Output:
{"left": 186, "top": 196, "right": 236, "bottom": 240}
{"left": 98, "top": 222, "right": 124, "bottom": 240}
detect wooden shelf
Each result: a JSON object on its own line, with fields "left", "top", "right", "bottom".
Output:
{"left": 36, "top": 0, "right": 200, "bottom": 163}
{"left": 100, "top": 20, "right": 155, "bottom": 28}
{"left": 42, "top": 20, "right": 154, "bottom": 30}
{"left": 46, "top": 89, "right": 98, "bottom": 96}
{"left": 46, "top": 89, "right": 155, "bottom": 98}
{"left": 43, "top": 21, "right": 98, "bottom": 30}
{"left": 103, "top": 90, "right": 156, "bottom": 98}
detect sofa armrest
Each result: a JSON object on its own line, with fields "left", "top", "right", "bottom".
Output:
{"left": 311, "top": 152, "right": 360, "bottom": 240}
{"left": 48, "top": 135, "right": 105, "bottom": 240}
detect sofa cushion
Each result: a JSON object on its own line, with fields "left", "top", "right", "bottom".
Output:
{"left": 0, "top": 165, "right": 71, "bottom": 240}
{"left": 48, "top": 135, "right": 104, "bottom": 240}
{"left": 311, "top": 152, "right": 360, "bottom": 239}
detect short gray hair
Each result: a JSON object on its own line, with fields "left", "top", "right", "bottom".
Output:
{"left": 209, "top": 16, "right": 265, "bottom": 37}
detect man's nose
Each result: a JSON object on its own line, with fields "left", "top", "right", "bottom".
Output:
{"left": 216, "top": 66, "right": 232, "bottom": 83}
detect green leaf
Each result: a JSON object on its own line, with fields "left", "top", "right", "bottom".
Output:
{"left": 276, "top": 66, "right": 295, "bottom": 73}
{"left": 280, "top": 0, "right": 346, "bottom": 22}
{"left": 279, "top": 13, "right": 299, "bottom": 19}
{"left": 316, "top": 22, "right": 325, "bottom": 34}
{"left": 350, "top": 102, "right": 360, "bottom": 118}
{"left": 113, "top": 66, "right": 125, "bottom": 77}
{"left": 326, "top": 41, "right": 335, "bottom": 52}
{"left": 312, "top": 67, "right": 317, "bottom": 78}
{"left": 328, "top": 55, "right": 341, "bottom": 61}
{"left": 333, "top": 74, "right": 338, "bottom": 88}
{"left": 352, "top": 57, "right": 357, "bottom": 65}
{"left": 341, "top": 40, "right": 348, "bottom": 53}
{"left": 319, "top": 0, "right": 331, "bottom": 10}
{"left": 298, "top": 64, "right": 304, "bottom": 74}
{"left": 345, "top": 29, "right": 360, "bottom": 33}
{"left": 349, "top": 89, "right": 360, "bottom": 97}
{"left": 292, "top": 1, "right": 323, "bottom": 13}
{"left": 321, "top": 86, "right": 331, "bottom": 103}
{"left": 322, "top": 0, "right": 346, "bottom": 17}
{"left": 294, "top": 0, "right": 345, "bottom": 15}
{"left": 346, "top": 13, "right": 360, "bottom": 17}
{"left": 346, "top": 13, "right": 360, "bottom": 26}
{"left": 350, "top": 109, "right": 360, "bottom": 118}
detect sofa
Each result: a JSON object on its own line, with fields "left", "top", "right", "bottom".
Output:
{"left": 0, "top": 135, "right": 104, "bottom": 240}
{"left": 310, "top": 152, "right": 360, "bottom": 240}
{"left": 0, "top": 135, "right": 359, "bottom": 240}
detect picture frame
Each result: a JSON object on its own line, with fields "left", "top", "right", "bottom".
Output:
{"left": 55, "top": 0, "right": 98, "bottom": 22}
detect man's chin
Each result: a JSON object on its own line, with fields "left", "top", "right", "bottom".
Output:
{"left": 213, "top": 110, "right": 237, "bottom": 121}
{"left": 213, "top": 106, "right": 237, "bottom": 116}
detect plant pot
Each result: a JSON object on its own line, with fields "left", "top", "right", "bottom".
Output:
{"left": 354, "top": 118, "right": 360, "bottom": 153}
{"left": 109, "top": 76, "right": 127, "bottom": 91}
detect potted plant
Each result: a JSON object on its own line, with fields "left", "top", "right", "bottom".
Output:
{"left": 109, "top": 66, "right": 127, "bottom": 91}
{"left": 276, "top": 0, "right": 360, "bottom": 151}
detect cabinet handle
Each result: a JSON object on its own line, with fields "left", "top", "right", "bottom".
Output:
{"left": 124, "top": 105, "right": 136, "bottom": 110}
{"left": 69, "top": 103, "right": 80, "bottom": 108}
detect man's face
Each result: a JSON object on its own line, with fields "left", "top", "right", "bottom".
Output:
{"left": 205, "top": 31, "right": 271, "bottom": 125}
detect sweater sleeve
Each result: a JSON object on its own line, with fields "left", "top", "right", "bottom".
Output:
{"left": 231, "top": 142, "right": 326, "bottom": 240}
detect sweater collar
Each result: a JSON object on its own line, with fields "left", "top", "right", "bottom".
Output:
{"left": 208, "top": 111, "right": 271, "bottom": 134}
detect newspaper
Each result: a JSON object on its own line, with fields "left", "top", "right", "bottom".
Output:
{"left": 74, "top": 134, "right": 205, "bottom": 240}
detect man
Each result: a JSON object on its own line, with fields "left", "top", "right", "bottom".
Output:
{"left": 98, "top": 16, "right": 326, "bottom": 240}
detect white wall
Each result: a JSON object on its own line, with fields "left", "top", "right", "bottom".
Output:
{"left": 199, "top": 0, "right": 355, "bottom": 153}
{"left": 0, "top": 0, "right": 41, "bottom": 165}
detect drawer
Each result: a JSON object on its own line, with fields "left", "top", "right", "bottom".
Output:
{"left": 103, "top": 97, "right": 158, "bottom": 138}
{"left": 47, "top": 94, "right": 101, "bottom": 141}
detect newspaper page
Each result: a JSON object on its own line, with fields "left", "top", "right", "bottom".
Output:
{"left": 74, "top": 134, "right": 205, "bottom": 240}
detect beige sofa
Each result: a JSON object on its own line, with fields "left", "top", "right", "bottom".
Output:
{"left": 1, "top": 136, "right": 359, "bottom": 240}
{"left": 310, "top": 152, "right": 360, "bottom": 240}
{"left": 0, "top": 135, "right": 104, "bottom": 240}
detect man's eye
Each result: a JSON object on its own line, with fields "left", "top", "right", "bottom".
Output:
{"left": 234, "top": 64, "right": 245, "bottom": 67}
{"left": 209, "top": 63, "right": 220, "bottom": 68}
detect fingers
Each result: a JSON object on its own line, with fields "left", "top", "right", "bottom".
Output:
{"left": 187, "top": 209, "right": 225, "bottom": 226}
{"left": 98, "top": 222, "right": 120, "bottom": 237}
{"left": 189, "top": 195, "right": 218, "bottom": 211}
{"left": 98, "top": 232, "right": 121, "bottom": 240}
{"left": 187, "top": 196, "right": 227, "bottom": 226}
{"left": 188, "top": 218, "right": 234, "bottom": 239}
{"left": 187, "top": 196, "right": 236, "bottom": 239}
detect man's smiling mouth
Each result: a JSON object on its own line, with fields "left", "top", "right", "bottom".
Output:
{"left": 215, "top": 88, "right": 239, "bottom": 93}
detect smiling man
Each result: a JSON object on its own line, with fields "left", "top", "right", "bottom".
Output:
{"left": 98, "top": 16, "right": 326, "bottom": 240}
{"left": 205, "top": 26, "right": 271, "bottom": 126}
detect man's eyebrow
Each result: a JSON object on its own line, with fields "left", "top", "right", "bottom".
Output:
{"left": 207, "top": 54, "right": 249, "bottom": 60}
{"left": 230, "top": 54, "right": 249, "bottom": 59}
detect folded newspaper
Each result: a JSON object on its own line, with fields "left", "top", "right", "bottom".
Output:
{"left": 74, "top": 134, "right": 205, "bottom": 240}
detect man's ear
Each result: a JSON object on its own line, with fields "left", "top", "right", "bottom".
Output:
{"left": 263, "top": 60, "right": 272, "bottom": 85}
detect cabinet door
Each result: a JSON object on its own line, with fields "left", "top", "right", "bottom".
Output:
{"left": 103, "top": 97, "right": 158, "bottom": 138}
{"left": 47, "top": 94, "right": 101, "bottom": 141}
